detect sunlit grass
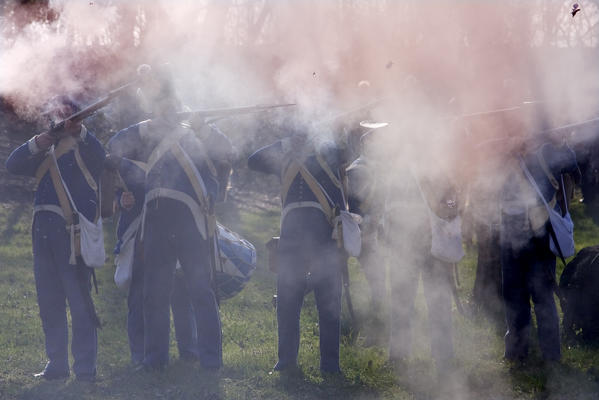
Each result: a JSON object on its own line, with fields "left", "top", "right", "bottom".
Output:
{"left": 1, "top": 200, "right": 598, "bottom": 399}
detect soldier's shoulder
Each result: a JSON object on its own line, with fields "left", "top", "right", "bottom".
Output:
{"left": 347, "top": 157, "right": 367, "bottom": 171}
{"left": 205, "top": 126, "right": 233, "bottom": 152}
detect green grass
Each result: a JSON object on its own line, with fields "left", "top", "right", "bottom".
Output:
{"left": 1, "top": 200, "right": 599, "bottom": 399}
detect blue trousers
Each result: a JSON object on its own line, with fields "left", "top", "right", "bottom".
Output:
{"left": 388, "top": 248, "right": 454, "bottom": 368}
{"left": 386, "top": 216, "right": 454, "bottom": 369}
{"left": 142, "top": 198, "right": 222, "bottom": 369}
{"left": 358, "top": 238, "right": 385, "bottom": 314}
{"left": 275, "top": 208, "right": 344, "bottom": 373}
{"left": 127, "top": 246, "right": 200, "bottom": 364}
{"left": 501, "top": 230, "right": 561, "bottom": 361}
{"left": 32, "top": 212, "right": 97, "bottom": 377}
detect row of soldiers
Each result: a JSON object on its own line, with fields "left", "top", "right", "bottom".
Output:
{"left": 5, "top": 65, "right": 581, "bottom": 383}
{"left": 344, "top": 122, "right": 579, "bottom": 374}
{"left": 6, "top": 66, "right": 233, "bottom": 379}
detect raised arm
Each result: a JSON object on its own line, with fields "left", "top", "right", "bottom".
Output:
{"left": 5, "top": 135, "right": 48, "bottom": 177}
{"left": 107, "top": 124, "right": 143, "bottom": 161}
{"left": 247, "top": 140, "right": 284, "bottom": 176}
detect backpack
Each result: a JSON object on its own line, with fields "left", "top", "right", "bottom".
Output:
{"left": 559, "top": 246, "right": 599, "bottom": 344}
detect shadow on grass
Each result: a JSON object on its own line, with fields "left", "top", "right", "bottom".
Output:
{"left": 7, "top": 362, "right": 399, "bottom": 400}
{"left": 272, "top": 368, "right": 383, "bottom": 400}
{"left": 387, "top": 358, "right": 445, "bottom": 400}
{"left": 506, "top": 357, "right": 599, "bottom": 399}
{"left": 17, "top": 360, "right": 224, "bottom": 400}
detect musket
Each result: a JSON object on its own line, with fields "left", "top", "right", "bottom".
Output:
{"left": 324, "top": 99, "right": 538, "bottom": 128}
{"left": 314, "top": 99, "right": 535, "bottom": 145}
{"left": 315, "top": 97, "right": 388, "bottom": 129}
{"left": 177, "top": 103, "right": 296, "bottom": 124}
{"left": 278, "top": 98, "right": 389, "bottom": 150}
{"left": 539, "top": 116, "right": 599, "bottom": 137}
{"left": 456, "top": 105, "right": 523, "bottom": 120}
{"left": 47, "top": 81, "right": 138, "bottom": 138}
{"left": 474, "top": 115, "right": 599, "bottom": 149}
{"left": 453, "top": 99, "right": 571, "bottom": 121}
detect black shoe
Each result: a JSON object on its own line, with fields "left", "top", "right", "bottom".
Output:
{"left": 273, "top": 363, "right": 303, "bottom": 378}
{"left": 201, "top": 364, "right": 221, "bottom": 371}
{"left": 273, "top": 362, "right": 297, "bottom": 372}
{"left": 131, "top": 362, "right": 145, "bottom": 373}
{"left": 34, "top": 368, "right": 70, "bottom": 381}
{"left": 75, "top": 373, "right": 96, "bottom": 383}
{"left": 142, "top": 362, "right": 166, "bottom": 372}
{"left": 542, "top": 359, "right": 562, "bottom": 374}
{"left": 180, "top": 352, "right": 201, "bottom": 362}
{"left": 130, "top": 360, "right": 144, "bottom": 370}
{"left": 321, "top": 368, "right": 342, "bottom": 376}
{"left": 504, "top": 352, "right": 528, "bottom": 363}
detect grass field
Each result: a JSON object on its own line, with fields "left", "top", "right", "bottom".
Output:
{"left": 1, "top": 199, "right": 599, "bottom": 399}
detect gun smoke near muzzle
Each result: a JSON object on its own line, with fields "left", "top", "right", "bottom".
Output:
{"left": 1, "top": 1, "right": 597, "bottom": 135}
{"left": 2, "top": 1, "right": 599, "bottom": 397}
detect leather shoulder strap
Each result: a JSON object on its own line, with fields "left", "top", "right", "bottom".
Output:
{"left": 280, "top": 155, "right": 336, "bottom": 223}
{"left": 520, "top": 157, "right": 557, "bottom": 212}
{"left": 193, "top": 140, "right": 218, "bottom": 178}
{"left": 115, "top": 171, "right": 129, "bottom": 192}
{"left": 280, "top": 160, "right": 301, "bottom": 205}
{"left": 171, "top": 143, "right": 209, "bottom": 212}
{"left": 297, "top": 164, "right": 335, "bottom": 223}
{"left": 48, "top": 148, "right": 74, "bottom": 226}
{"left": 146, "top": 124, "right": 188, "bottom": 171}
{"left": 316, "top": 151, "right": 342, "bottom": 189}
{"left": 74, "top": 147, "right": 97, "bottom": 193}
{"left": 536, "top": 151, "right": 560, "bottom": 190}
{"left": 147, "top": 135, "right": 176, "bottom": 172}
{"left": 316, "top": 150, "right": 349, "bottom": 209}
{"left": 128, "top": 159, "right": 149, "bottom": 172}
{"left": 35, "top": 136, "right": 78, "bottom": 187}
{"left": 116, "top": 160, "right": 148, "bottom": 192}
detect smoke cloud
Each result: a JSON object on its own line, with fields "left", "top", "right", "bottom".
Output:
{"left": 1, "top": 1, "right": 597, "bottom": 134}
{"left": 2, "top": 0, "right": 599, "bottom": 397}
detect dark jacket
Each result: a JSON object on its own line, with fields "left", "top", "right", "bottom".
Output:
{"left": 5, "top": 127, "right": 105, "bottom": 221}
{"left": 248, "top": 139, "right": 348, "bottom": 212}
{"left": 111, "top": 157, "right": 146, "bottom": 254}
{"left": 107, "top": 120, "right": 232, "bottom": 209}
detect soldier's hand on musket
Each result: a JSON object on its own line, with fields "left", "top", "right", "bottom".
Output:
{"left": 46, "top": 119, "right": 82, "bottom": 141}
{"left": 34, "top": 132, "right": 56, "bottom": 150}
{"left": 120, "top": 191, "right": 135, "bottom": 210}
{"left": 62, "top": 119, "right": 82, "bottom": 137}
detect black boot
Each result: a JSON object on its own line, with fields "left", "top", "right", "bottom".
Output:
{"left": 34, "top": 362, "right": 70, "bottom": 381}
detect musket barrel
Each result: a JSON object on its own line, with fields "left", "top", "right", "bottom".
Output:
{"left": 473, "top": 115, "right": 599, "bottom": 149}
{"left": 177, "top": 103, "right": 296, "bottom": 121}
{"left": 48, "top": 81, "right": 138, "bottom": 136}
{"left": 540, "top": 117, "right": 599, "bottom": 135}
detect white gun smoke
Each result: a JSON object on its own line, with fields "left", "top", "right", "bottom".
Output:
{"left": 1, "top": 1, "right": 599, "bottom": 398}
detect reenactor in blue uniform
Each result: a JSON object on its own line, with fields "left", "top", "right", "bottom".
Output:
{"left": 248, "top": 128, "right": 350, "bottom": 374}
{"left": 346, "top": 130, "right": 387, "bottom": 341}
{"left": 5, "top": 96, "right": 105, "bottom": 381}
{"left": 108, "top": 66, "right": 231, "bottom": 370}
{"left": 367, "top": 112, "right": 458, "bottom": 379}
{"left": 384, "top": 162, "right": 458, "bottom": 376}
{"left": 500, "top": 138, "right": 579, "bottom": 362}
{"left": 106, "top": 154, "right": 201, "bottom": 366}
